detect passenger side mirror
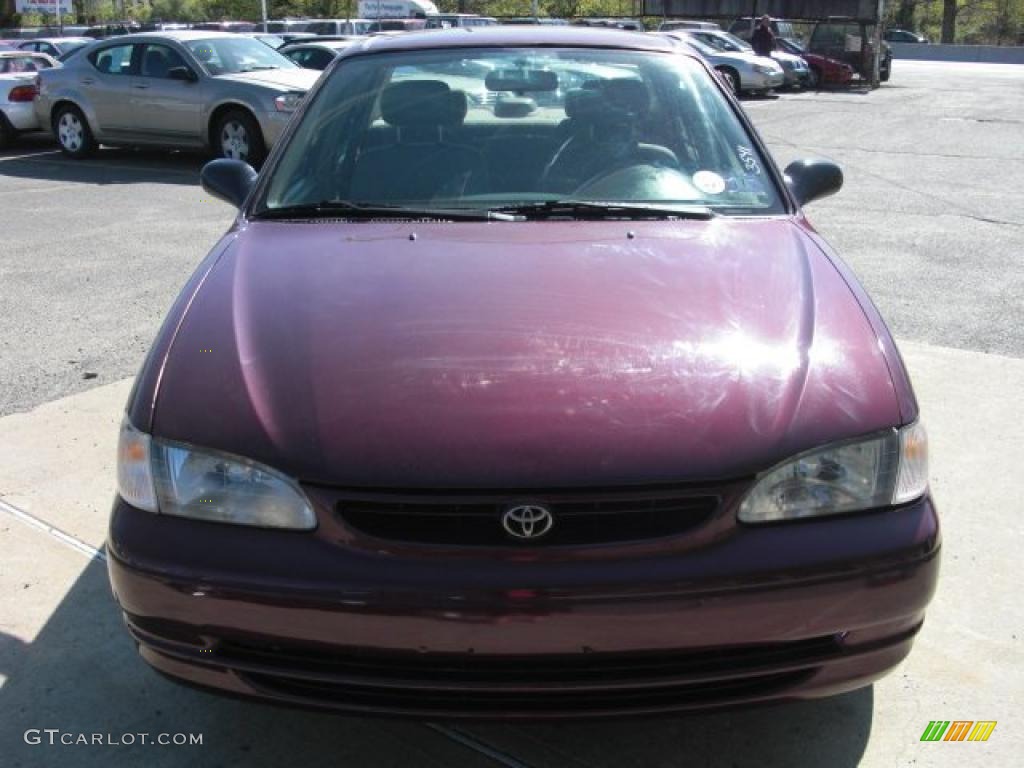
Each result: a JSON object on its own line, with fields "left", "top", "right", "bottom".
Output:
{"left": 168, "top": 65, "right": 197, "bottom": 82}
{"left": 784, "top": 158, "right": 843, "bottom": 206}
{"left": 200, "top": 159, "right": 258, "bottom": 209}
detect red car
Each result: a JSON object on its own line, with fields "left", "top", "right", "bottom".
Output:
{"left": 777, "top": 38, "right": 855, "bottom": 86}
{"left": 111, "top": 27, "right": 938, "bottom": 719}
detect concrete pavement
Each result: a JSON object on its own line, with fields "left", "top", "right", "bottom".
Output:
{"left": 2, "top": 339, "right": 1021, "bottom": 767}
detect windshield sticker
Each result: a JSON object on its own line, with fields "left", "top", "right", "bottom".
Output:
{"left": 736, "top": 145, "right": 762, "bottom": 175}
{"left": 692, "top": 170, "right": 726, "bottom": 195}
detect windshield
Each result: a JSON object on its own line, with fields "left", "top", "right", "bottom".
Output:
{"left": 186, "top": 37, "right": 297, "bottom": 75}
{"left": 261, "top": 48, "right": 783, "bottom": 217}
{"left": 695, "top": 32, "right": 750, "bottom": 53}
{"left": 679, "top": 35, "right": 716, "bottom": 57}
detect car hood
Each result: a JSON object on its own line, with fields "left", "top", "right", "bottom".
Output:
{"left": 214, "top": 67, "right": 319, "bottom": 91}
{"left": 152, "top": 219, "right": 900, "bottom": 487}
{"left": 772, "top": 51, "right": 804, "bottom": 65}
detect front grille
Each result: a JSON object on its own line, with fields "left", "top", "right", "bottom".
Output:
{"left": 220, "top": 635, "right": 840, "bottom": 687}
{"left": 218, "top": 636, "right": 834, "bottom": 715}
{"left": 239, "top": 668, "right": 812, "bottom": 716}
{"left": 333, "top": 487, "right": 721, "bottom": 547}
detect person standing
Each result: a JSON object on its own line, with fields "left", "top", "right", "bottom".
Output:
{"left": 751, "top": 15, "right": 776, "bottom": 57}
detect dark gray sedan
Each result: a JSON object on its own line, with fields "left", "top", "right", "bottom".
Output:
{"left": 34, "top": 31, "right": 319, "bottom": 165}
{"left": 280, "top": 38, "right": 361, "bottom": 70}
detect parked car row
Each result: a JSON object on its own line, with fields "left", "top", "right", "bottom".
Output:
{"left": 725, "top": 17, "right": 891, "bottom": 83}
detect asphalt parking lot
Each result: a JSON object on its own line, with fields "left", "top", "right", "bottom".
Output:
{"left": 1, "top": 60, "right": 1022, "bottom": 767}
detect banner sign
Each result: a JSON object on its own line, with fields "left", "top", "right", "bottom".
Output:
{"left": 15, "top": 0, "right": 74, "bottom": 14}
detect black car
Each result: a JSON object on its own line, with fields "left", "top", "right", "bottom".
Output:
{"left": 885, "top": 28, "right": 928, "bottom": 43}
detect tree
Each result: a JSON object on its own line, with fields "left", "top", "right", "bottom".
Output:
{"left": 942, "top": 0, "right": 958, "bottom": 40}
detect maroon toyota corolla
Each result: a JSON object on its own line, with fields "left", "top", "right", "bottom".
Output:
{"left": 110, "top": 28, "right": 938, "bottom": 719}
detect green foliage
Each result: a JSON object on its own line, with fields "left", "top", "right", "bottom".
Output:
{"left": 884, "top": 0, "right": 1024, "bottom": 44}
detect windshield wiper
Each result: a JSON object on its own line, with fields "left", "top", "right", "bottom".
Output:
{"left": 489, "top": 201, "right": 715, "bottom": 221}
{"left": 251, "top": 201, "right": 520, "bottom": 222}
{"left": 240, "top": 65, "right": 280, "bottom": 72}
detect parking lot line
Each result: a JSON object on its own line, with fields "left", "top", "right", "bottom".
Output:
{"left": 427, "top": 724, "right": 537, "bottom": 768}
{"left": 0, "top": 149, "right": 63, "bottom": 163}
{"left": 0, "top": 497, "right": 106, "bottom": 563}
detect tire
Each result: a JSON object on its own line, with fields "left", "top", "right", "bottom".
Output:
{"left": 215, "top": 109, "right": 266, "bottom": 167}
{"left": 880, "top": 61, "right": 891, "bottom": 82}
{"left": 54, "top": 104, "right": 97, "bottom": 159}
{"left": 716, "top": 67, "right": 741, "bottom": 97}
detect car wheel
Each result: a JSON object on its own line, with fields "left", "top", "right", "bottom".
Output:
{"left": 216, "top": 110, "right": 266, "bottom": 167}
{"left": 716, "top": 67, "right": 740, "bottom": 96}
{"left": 880, "top": 63, "right": 891, "bottom": 82}
{"left": 54, "top": 105, "right": 97, "bottom": 159}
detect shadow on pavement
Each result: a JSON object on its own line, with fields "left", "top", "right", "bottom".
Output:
{"left": 0, "top": 137, "right": 208, "bottom": 187}
{"left": 1, "top": 557, "right": 872, "bottom": 767}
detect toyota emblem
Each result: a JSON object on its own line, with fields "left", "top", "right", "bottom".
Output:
{"left": 502, "top": 505, "right": 554, "bottom": 540}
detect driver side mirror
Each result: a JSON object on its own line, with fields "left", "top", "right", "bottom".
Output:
{"left": 784, "top": 158, "right": 843, "bottom": 206}
{"left": 168, "top": 65, "right": 197, "bottom": 82}
{"left": 201, "top": 158, "right": 258, "bottom": 209}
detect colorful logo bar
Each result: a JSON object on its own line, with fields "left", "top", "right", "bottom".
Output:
{"left": 920, "top": 721, "right": 997, "bottom": 742}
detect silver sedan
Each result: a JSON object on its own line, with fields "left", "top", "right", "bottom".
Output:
{"left": 34, "top": 31, "right": 319, "bottom": 165}
{"left": 660, "top": 32, "right": 785, "bottom": 95}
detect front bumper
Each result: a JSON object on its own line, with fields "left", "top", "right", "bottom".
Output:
{"left": 743, "top": 69, "right": 786, "bottom": 91}
{"left": 256, "top": 109, "right": 293, "bottom": 148}
{"left": 108, "top": 495, "right": 939, "bottom": 719}
{"left": 784, "top": 68, "right": 811, "bottom": 87}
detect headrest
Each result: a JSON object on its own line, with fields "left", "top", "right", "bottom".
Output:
{"left": 600, "top": 79, "right": 649, "bottom": 117}
{"left": 381, "top": 80, "right": 467, "bottom": 128}
{"left": 565, "top": 79, "right": 649, "bottom": 123}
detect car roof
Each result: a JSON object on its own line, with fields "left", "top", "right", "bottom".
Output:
{"left": 24, "top": 36, "right": 92, "bottom": 44}
{"left": 94, "top": 31, "right": 241, "bottom": 44}
{"left": 339, "top": 26, "right": 681, "bottom": 56}
{"left": 290, "top": 40, "right": 358, "bottom": 50}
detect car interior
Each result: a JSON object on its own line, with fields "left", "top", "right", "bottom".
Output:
{"left": 298, "top": 68, "right": 744, "bottom": 207}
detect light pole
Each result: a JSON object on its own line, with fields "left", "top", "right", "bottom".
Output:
{"left": 261, "top": 0, "right": 268, "bottom": 32}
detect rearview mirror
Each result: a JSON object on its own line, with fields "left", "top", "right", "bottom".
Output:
{"left": 168, "top": 65, "right": 197, "bottom": 82}
{"left": 784, "top": 158, "right": 843, "bottom": 206}
{"left": 485, "top": 69, "right": 558, "bottom": 93}
{"left": 200, "top": 159, "right": 258, "bottom": 209}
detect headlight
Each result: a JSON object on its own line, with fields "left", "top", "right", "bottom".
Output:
{"left": 754, "top": 64, "right": 779, "bottom": 75}
{"left": 116, "top": 417, "right": 316, "bottom": 530}
{"left": 738, "top": 422, "right": 928, "bottom": 523}
{"left": 273, "top": 91, "right": 305, "bottom": 112}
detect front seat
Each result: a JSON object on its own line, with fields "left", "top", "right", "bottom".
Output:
{"left": 143, "top": 49, "right": 170, "bottom": 78}
{"left": 541, "top": 79, "right": 678, "bottom": 195}
{"left": 348, "top": 80, "right": 487, "bottom": 203}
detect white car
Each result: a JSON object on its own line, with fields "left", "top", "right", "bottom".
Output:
{"left": 0, "top": 51, "right": 59, "bottom": 148}
{"left": 660, "top": 32, "right": 784, "bottom": 96}
{"left": 686, "top": 29, "right": 810, "bottom": 89}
